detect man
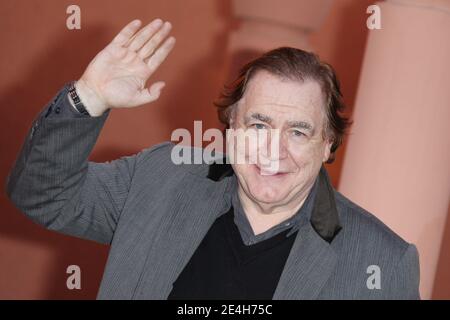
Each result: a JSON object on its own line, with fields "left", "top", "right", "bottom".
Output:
{"left": 6, "top": 19, "right": 420, "bottom": 299}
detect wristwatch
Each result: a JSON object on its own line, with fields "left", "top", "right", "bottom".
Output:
{"left": 68, "top": 82, "right": 90, "bottom": 116}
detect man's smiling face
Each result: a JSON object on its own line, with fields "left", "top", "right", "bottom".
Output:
{"left": 229, "top": 70, "right": 332, "bottom": 207}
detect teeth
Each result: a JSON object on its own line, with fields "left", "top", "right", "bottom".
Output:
{"left": 257, "top": 161, "right": 281, "bottom": 176}
{"left": 260, "top": 168, "right": 280, "bottom": 176}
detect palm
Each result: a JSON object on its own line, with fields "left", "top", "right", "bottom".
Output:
{"left": 79, "top": 19, "right": 175, "bottom": 111}
{"left": 86, "top": 45, "right": 153, "bottom": 108}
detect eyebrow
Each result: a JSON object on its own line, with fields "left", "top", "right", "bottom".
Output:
{"left": 244, "top": 112, "right": 314, "bottom": 133}
{"left": 244, "top": 113, "right": 273, "bottom": 125}
{"left": 287, "top": 120, "right": 314, "bottom": 133}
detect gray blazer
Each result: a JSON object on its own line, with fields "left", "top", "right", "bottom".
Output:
{"left": 6, "top": 86, "right": 420, "bottom": 299}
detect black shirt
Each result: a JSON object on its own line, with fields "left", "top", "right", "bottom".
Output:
{"left": 168, "top": 207, "right": 298, "bottom": 300}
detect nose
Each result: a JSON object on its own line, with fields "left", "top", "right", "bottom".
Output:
{"left": 266, "top": 129, "right": 288, "bottom": 161}
{"left": 276, "top": 134, "right": 289, "bottom": 160}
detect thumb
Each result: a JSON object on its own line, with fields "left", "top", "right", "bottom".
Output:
{"left": 132, "top": 81, "right": 166, "bottom": 106}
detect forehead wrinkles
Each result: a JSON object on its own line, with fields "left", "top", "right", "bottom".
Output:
{"left": 237, "top": 78, "right": 327, "bottom": 131}
{"left": 246, "top": 73, "right": 324, "bottom": 107}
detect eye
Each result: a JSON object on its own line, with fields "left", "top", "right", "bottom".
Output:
{"left": 292, "top": 130, "right": 305, "bottom": 137}
{"left": 251, "top": 123, "right": 267, "bottom": 130}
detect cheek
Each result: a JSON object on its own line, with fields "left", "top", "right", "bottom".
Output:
{"left": 227, "top": 130, "right": 269, "bottom": 165}
{"left": 233, "top": 164, "right": 263, "bottom": 193}
{"left": 233, "top": 163, "right": 255, "bottom": 180}
{"left": 288, "top": 143, "right": 326, "bottom": 169}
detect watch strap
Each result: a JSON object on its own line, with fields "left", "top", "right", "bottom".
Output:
{"left": 68, "top": 82, "right": 90, "bottom": 116}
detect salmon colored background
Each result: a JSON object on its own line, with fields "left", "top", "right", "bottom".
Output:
{"left": 0, "top": 0, "right": 448, "bottom": 299}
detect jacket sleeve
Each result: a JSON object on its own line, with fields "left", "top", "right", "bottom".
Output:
{"left": 6, "top": 84, "right": 137, "bottom": 244}
{"left": 388, "top": 243, "right": 421, "bottom": 299}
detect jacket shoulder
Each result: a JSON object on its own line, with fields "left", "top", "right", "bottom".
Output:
{"left": 333, "top": 191, "right": 411, "bottom": 253}
{"left": 135, "top": 141, "right": 174, "bottom": 164}
{"left": 333, "top": 191, "right": 420, "bottom": 299}
{"left": 135, "top": 142, "right": 222, "bottom": 178}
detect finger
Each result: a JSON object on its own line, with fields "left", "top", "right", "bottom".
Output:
{"left": 146, "top": 36, "right": 176, "bottom": 74}
{"left": 112, "top": 20, "right": 142, "bottom": 46}
{"left": 138, "top": 21, "right": 173, "bottom": 60}
{"left": 128, "top": 19, "right": 163, "bottom": 52}
{"left": 132, "top": 81, "right": 166, "bottom": 106}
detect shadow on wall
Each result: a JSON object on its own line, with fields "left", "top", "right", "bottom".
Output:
{"left": 318, "top": 0, "right": 374, "bottom": 188}
{"left": 155, "top": 0, "right": 234, "bottom": 141}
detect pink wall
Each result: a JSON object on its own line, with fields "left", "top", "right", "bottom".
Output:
{"left": 338, "top": 0, "right": 450, "bottom": 298}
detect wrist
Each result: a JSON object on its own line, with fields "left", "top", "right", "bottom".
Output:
{"left": 74, "top": 79, "right": 108, "bottom": 117}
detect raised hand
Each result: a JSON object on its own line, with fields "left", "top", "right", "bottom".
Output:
{"left": 74, "top": 19, "right": 176, "bottom": 116}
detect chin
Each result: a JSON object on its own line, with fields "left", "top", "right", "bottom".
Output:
{"left": 248, "top": 184, "right": 288, "bottom": 204}
{"left": 237, "top": 164, "right": 292, "bottom": 204}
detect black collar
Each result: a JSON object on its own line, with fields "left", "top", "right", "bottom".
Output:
{"left": 207, "top": 162, "right": 342, "bottom": 243}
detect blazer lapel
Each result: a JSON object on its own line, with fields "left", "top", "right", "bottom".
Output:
{"left": 272, "top": 221, "right": 338, "bottom": 299}
{"left": 273, "top": 165, "right": 342, "bottom": 300}
{"left": 135, "top": 166, "right": 235, "bottom": 299}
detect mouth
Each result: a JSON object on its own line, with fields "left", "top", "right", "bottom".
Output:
{"left": 253, "top": 164, "right": 289, "bottom": 177}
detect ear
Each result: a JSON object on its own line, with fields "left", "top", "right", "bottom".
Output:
{"left": 228, "top": 103, "right": 238, "bottom": 129}
{"left": 322, "top": 139, "right": 333, "bottom": 163}
{"left": 229, "top": 117, "right": 235, "bottom": 129}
